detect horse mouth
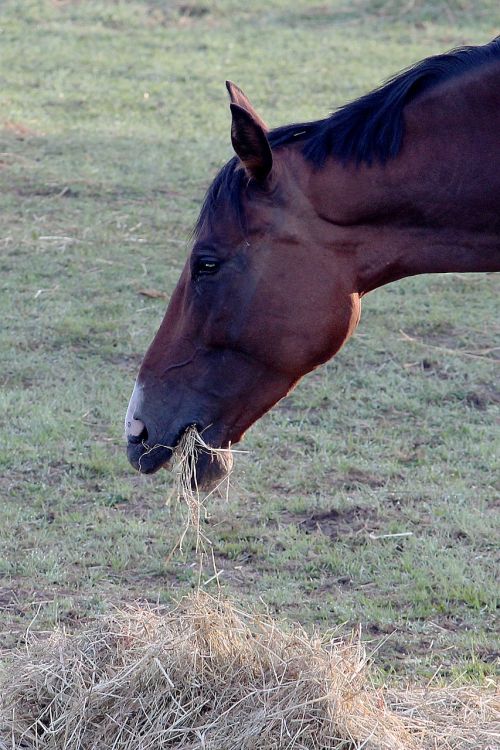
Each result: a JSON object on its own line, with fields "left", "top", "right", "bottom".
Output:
{"left": 127, "top": 438, "right": 173, "bottom": 475}
{"left": 126, "top": 426, "right": 233, "bottom": 490}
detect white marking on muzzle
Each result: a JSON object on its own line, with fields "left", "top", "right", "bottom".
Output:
{"left": 125, "top": 380, "right": 145, "bottom": 438}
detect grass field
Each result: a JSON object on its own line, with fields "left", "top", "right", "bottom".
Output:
{"left": 1, "top": 0, "right": 499, "bottom": 687}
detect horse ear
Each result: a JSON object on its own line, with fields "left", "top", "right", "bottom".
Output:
{"left": 225, "top": 81, "right": 268, "bottom": 132}
{"left": 230, "top": 103, "right": 273, "bottom": 182}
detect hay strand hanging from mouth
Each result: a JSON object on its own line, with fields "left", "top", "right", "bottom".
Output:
{"left": 169, "top": 426, "right": 235, "bottom": 554}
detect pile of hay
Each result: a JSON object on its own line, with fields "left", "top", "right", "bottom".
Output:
{"left": 1, "top": 593, "right": 413, "bottom": 750}
{"left": 1, "top": 593, "right": 497, "bottom": 749}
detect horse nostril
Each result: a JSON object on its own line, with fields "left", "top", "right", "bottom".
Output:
{"left": 128, "top": 425, "right": 148, "bottom": 445}
{"left": 126, "top": 412, "right": 147, "bottom": 443}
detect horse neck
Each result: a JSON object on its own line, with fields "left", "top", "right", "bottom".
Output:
{"left": 309, "top": 60, "right": 500, "bottom": 294}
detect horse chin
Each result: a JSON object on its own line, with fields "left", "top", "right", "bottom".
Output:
{"left": 191, "top": 447, "right": 234, "bottom": 491}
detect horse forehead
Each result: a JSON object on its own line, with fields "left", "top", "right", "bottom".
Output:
{"left": 250, "top": 189, "right": 316, "bottom": 238}
{"left": 198, "top": 162, "right": 312, "bottom": 246}
{"left": 197, "top": 209, "right": 245, "bottom": 248}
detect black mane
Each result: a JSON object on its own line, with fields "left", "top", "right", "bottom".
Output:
{"left": 196, "top": 38, "right": 500, "bottom": 236}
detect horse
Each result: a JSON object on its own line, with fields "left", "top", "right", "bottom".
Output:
{"left": 126, "top": 38, "right": 500, "bottom": 488}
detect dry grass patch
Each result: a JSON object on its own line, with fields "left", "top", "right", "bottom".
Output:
{"left": 386, "top": 685, "right": 499, "bottom": 749}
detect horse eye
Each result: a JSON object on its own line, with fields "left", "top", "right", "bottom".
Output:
{"left": 193, "top": 257, "right": 220, "bottom": 280}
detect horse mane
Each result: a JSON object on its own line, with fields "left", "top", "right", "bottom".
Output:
{"left": 195, "top": 38, "right": 500, "bottom": 236}
{"left": 271, "top": 37, "right": 500, "bottom": 166}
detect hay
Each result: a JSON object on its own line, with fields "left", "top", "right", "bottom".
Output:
{"left": 2, "top": 593, "right": 417, "bottom": 750}
{"left": 386, "top": 684, "right": 499, "bottom": 749}
{"left": 1, "top": 594, "right": 498, "bottom": 750}
{"left": 168, "top": 426, "right": 235, "bottom": 553}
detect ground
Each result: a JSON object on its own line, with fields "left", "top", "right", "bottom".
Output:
{"left": 0, "top": 0, "right": 498, "bottom": 685}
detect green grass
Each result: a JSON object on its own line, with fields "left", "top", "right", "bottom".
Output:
{"left": 0, "top": 0, "right": 499, "bottom": 684}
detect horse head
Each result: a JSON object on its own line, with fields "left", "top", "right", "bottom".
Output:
{"left": 125, "top": 83, "right": 361, "bottom": 486}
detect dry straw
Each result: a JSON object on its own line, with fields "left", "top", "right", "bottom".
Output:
{"left": 168, "top": 426, "right": 235, "bottom": 554}
{"left": 0, "top": 593, "right": 409, "bottom": 750}
{"left": 1, "top": 593, "right": 498, "bottom": 750}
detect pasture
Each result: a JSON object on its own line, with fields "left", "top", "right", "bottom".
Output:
{"left": 1, "top": 0, "right": 498, "bottom": 701}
